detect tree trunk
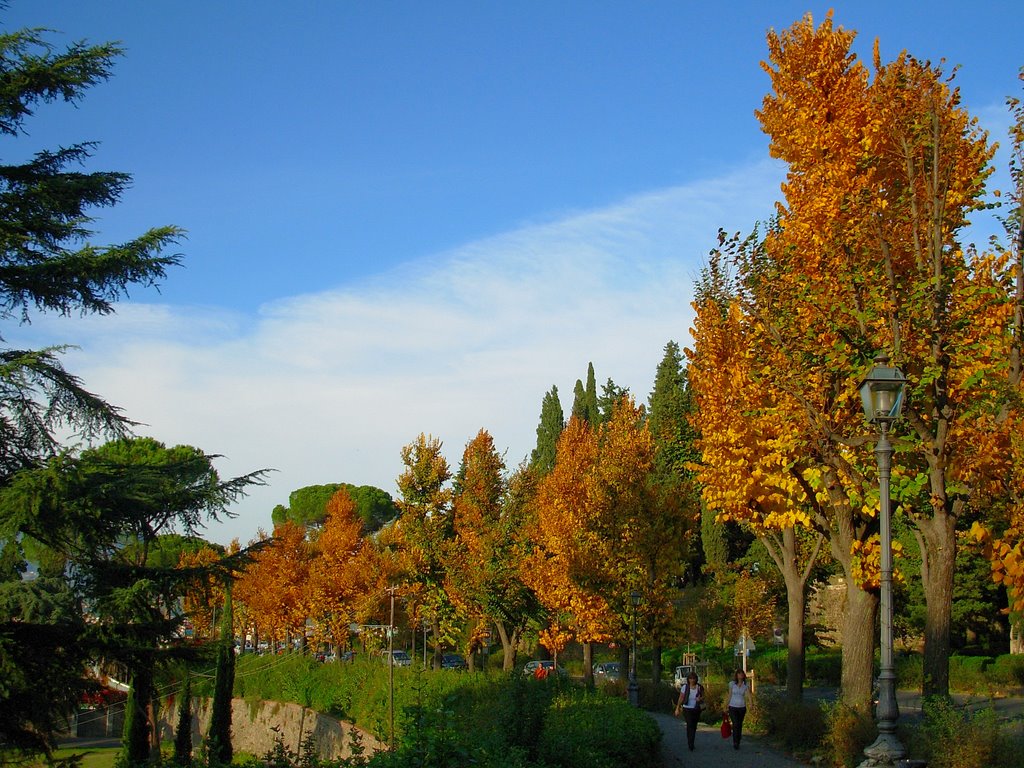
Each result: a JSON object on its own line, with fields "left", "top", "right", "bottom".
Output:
{"left": 762, "top": 527, "right": 821, "bottom": 703}
{"left": 652, "top": 643, "right": 662, "bottom": 685}
{"left": 786, "top": 585, "right": 807, "bottom": 702}
{"left": 496, "top": 621, "right": 519, "bottom": 672}
{"left": 618, "top": 643, "right": 629, "bottom": 676}
{"left": 841, "top": 580, "right": 878, "bottom": 709}
{"left": 1010, "top": 618, "right": 1023, "bottom": 655}
{"left": 918, "top": 513, "right": 956, "bottom": 698}
{"left": 583, "top": 642, "right": 593, "bottom": 684}
{"left": 432, "top": 619, "right": 443, "bottom": 670}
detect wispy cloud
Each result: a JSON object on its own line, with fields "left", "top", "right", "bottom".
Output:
{"left": 9, "top": 159, "right": 785, "bottom": 544}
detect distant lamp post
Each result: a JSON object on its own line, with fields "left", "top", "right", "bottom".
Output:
{"left": 858, "top": 353, "right": 907, "bottom": 768}
{"left": 628, "top": 590, "right": 641, "bottom": 707}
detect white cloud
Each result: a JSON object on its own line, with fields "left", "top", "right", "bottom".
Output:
{"left": 9, "top": 159, "right": 785, "bottom": 545}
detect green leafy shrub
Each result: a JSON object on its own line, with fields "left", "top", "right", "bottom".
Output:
{"left": 638, "top": 681, "right": 678, "bottom": 713}
{"left": 896, "top": 653, "right": 922, "bottom": 689}
{"left": 804, "top": 651, "right": 842, "bottom": 686}
{"left": 537, "top": 690, "right": 661, "bottom": 768}
{"left": 751, "top": 648, "right": 787, "bottom": 685}
{"left": 819, "top": 701, "right": 875, "bottom": 768}
{"left": 948, "top": 655, "right": 993, "bottom": 693}
{"left": 907, "top": 698, "right": 1024, "bottom": 768}
{"left": 756, "top": 688, "right": 826, "bottom": 753}
{"left": 990, "top": 654, "right": 1024, "bottom": 688}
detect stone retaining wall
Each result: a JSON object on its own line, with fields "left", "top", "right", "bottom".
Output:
{"left": 159, "top": 698, "right": 385, "bottom": 761}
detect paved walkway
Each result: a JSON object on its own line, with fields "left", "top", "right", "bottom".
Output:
{"left": 654, "top": 713, "right": 806, "bottom": 768}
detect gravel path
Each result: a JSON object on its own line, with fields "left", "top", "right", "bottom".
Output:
{"left": 653, "top": 712, "right": 807, "bottom": 768}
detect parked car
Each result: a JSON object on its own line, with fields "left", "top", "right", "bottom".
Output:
{"left": 441, "top": 653, "right": 468, "bottom": 670}
{"left": 522, "top": 660, "right": 566, "bottom": 678}
{"left": 383, "top": 649, "right": 412, "bottom": 667}
{"left": 593, "top": 661, "right": 621, "bottom": 682}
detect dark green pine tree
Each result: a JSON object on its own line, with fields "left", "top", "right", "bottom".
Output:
{"left": 597, "top": 377, "right": 629, "bottom": 424}
{"left": 647, "top": 341, "right": 695, "bottom": 478}
{"left": 0, "top": 28, "right": 182, "bottom": 486}
{"left": 530, "top": 386, "right": 564, "bottom": 474}
{"left": 207, "top": 581, "right": 235, "bottom": 767}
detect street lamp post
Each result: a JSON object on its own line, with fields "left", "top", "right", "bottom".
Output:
{"left": 628, "top": 590, "right": 641, "bottom": 707}
{"left": 858, "top": 353, "right": 907, "bottom": 768}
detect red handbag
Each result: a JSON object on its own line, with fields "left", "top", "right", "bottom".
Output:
{"left": 721, "top": 715, "right": 732, "bottom": 739}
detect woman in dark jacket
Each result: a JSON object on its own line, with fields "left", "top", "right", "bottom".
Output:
{"left": 675, "top": 671, "right": 705, "bottom": 751}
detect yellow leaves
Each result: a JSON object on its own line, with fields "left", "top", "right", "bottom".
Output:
{"left": 969, "top": 522, "right": 1024, "bottom": 613}
{"left": 850, "top": 534, "right": 904, "bottom": 591}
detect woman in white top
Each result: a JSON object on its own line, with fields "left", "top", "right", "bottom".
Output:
{"left": 727, "top": 669, "right": 752, "bottom": 750}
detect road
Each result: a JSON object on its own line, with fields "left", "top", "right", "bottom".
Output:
{"left": 787, "top": 685, "right": 1024, "bottom": 727}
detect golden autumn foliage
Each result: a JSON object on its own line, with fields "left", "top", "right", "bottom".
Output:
{"left": 177, "top": 544, "right": 224, "bottom": 639}
{"left": 523, "top": 398, "right": 687, "bottom": 654}
{"left": 306, "top": 488, "right": 384, "bottom": 647}
{"left": 523, "top": 416, "right": 611, "bottom": 647}
{"left": 689, "top": 11, "right": 1020, "bottom": 700}
{"left": 234, "top": 522, "right": 312, "bottom": 643}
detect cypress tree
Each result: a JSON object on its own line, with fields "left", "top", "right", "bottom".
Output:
{"left": 570, "top": 379, "right": 588, "bottom": 423}
{"left": 530, "top": 386, "right": 564, "bottom": 474}
{"left": 122, "top": 654, "right": 156, "bottom": 766}
{"left": 174, "top": 673, "right": 193, "bottom": 767}
{"left": 207, "top": 582, "right": 235, "bottom": 766}
{"left": 584, "top": 363, "right": 599, "bottom": 424}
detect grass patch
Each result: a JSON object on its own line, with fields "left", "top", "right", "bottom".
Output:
{"left": 30, "top": 746, "right": 120, "bottom": 768}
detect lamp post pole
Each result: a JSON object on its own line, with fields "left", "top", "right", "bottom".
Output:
{"left": 387, "top": 586, "right": 396, "bottom": 751}
{"left": 628, "top": 590, "right": 640, "bottom": 707}
{"left": 861, "top": 421, "right": 905, "bottom": 766}
{"left": 858, "top": 354, "right": 908, "bottom": 768}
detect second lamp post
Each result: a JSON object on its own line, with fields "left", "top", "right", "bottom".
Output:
{"left": 628, "top": 590, "right": 641, "bottom": 707}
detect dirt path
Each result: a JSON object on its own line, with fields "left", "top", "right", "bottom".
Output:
{"left": 653, "top": 712, "right": 807, "bottom": 768}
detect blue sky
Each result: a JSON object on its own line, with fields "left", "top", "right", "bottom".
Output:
{"left": 3, "top": 1, "right": 1020, "bottom": 544}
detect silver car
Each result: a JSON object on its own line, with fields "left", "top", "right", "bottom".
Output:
{"left": 593, "top": 661, "right": 622, "bottom": 682}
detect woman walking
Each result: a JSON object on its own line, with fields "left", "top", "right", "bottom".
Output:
{"left": 727, "top": 669, "right": 752, "bottom": 750}
{"left": 675, "top": 671, "right": 705, "bottom": 751}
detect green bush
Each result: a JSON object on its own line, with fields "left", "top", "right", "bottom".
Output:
{"left": 804, "top": 650, "right": 842, "bottom": 686}
{"left": 638, "top": 681, "right": 678, "bottom": 714}
{"left": 990, "top": 654, "right": 1024, "bottom": 688}
{"left": 905, "top": 698, "right": 1024, "bottom": 768}
{"left": 896, "top": 653, "right": 922, "bottom": 689}
{"left": 751, "top": 648, "right": 787, "bottom": 685}
{"left": 756, "top": 688, "right": 826, "bottom": 753}
{"left": 537, "top": 690, "right": 661, "bottom": 768}
{"left": 819, "top": 702, "right": 875, "bottom": 768}
{"left": 948, "top": 655, "right": 993, "bottom": 693}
